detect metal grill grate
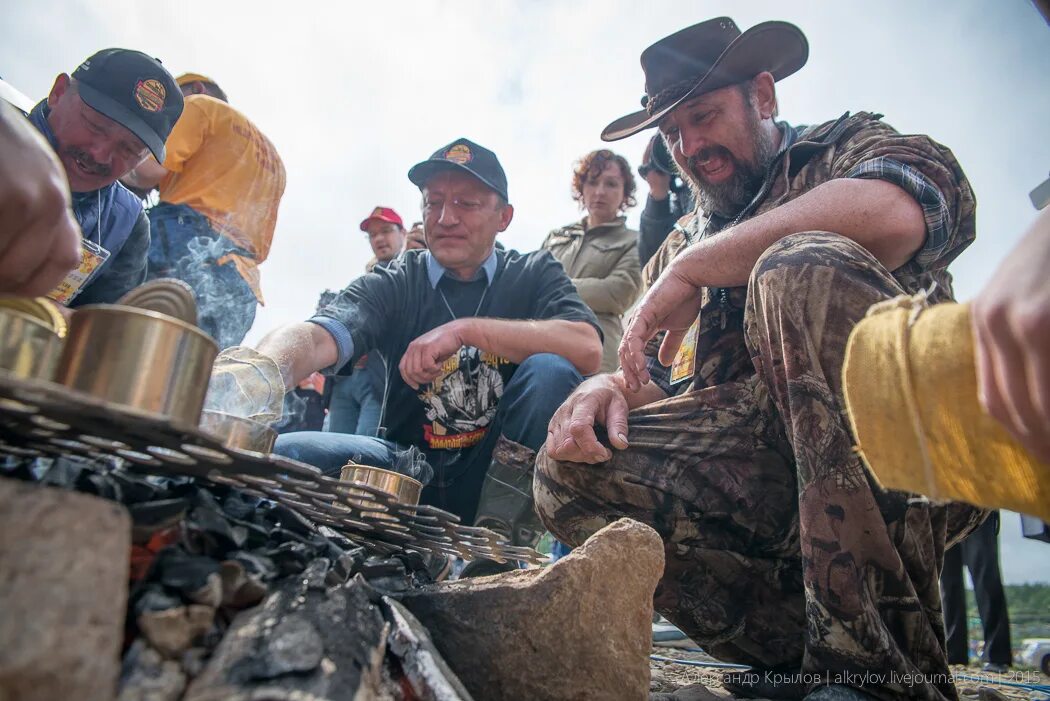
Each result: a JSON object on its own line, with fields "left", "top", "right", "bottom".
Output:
{"left": 0, "top": 372, "right": 543, "bottom": 564}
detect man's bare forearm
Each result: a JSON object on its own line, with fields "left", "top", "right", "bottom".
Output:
{"left": 677, "top": 178, "right": 927, "bottom": 288}
{"left": 457, "top": 318, "right": 602, "bottom": 375}
{"left": 256, "top": 322, "right": 338, "bottom": 390}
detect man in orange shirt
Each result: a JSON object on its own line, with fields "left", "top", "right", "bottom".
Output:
{"left": 124, "top": 72, "right": 286, "bottom": 347}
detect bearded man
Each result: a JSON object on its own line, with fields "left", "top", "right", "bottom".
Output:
{"left": 536, "top": 18, "right": 986, "bottom": 701}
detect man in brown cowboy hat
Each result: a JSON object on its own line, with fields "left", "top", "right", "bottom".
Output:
{"left": 536, "top": 17, "right": 986, "bottom": 701}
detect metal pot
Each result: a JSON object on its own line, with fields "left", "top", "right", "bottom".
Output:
{"left": 199, "top": 410, "right": 277, "bottom": 454}
{"left": 0, "top": 307, "right": 62, "bottom": 380}
{"left": 339, "top": 463, "right": 423, "bottom": 509}
{"left": 54, "top": 305, "right": 218, "bottom": 424}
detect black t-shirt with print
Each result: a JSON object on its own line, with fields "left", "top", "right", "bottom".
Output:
{"left": 314, "top": 248, "right": 601, "bottom": 452}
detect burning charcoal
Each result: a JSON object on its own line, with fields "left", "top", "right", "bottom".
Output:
{"left": 302, "top": 558, "right": 331, "bottom": 591}
{"left": 244, "top": 616, "right": 325, "bottom": 681}
{"left": 109, "top": 470, "right": 180, "bottom": 504}
{"left": 327, "top": 547, "right": 367, "bottom": 586}
{"left": 117, "top": 640, "right": 187, "bottom": 701}
{"left": 358, "top": 556, "right": 411, "bottom": 594}
{"left": 38, "top": 456, "right": 108, "bottom": 494}
{"left": 134, "top": 585, "right": 183, "bottom": 617}
{"left": 220, "top": 491, "right": 257, "bottom": 521}
{"left": 0, "top": 456, "right": 36, "bottom": 481}
{"left": 319, "top": 526, "right": 360, "bottom": 553}
{"left": 180, "top": 647, "right": 209, "bottom": 679}
{"left": 128, "top": 498, "right": 188, "bottom": 545}
{"left": 185, "top": 492, "right": 246, "bottom": 554}
{"left": 152, "top": 548, "right": 222, "bottom": 606}
{"left": 218, "top": 559, "right": 268, "bottom": 609}
{"left": 230, "top": 550, "right": 276, "bottom": 580}
{"left": 383, "top": 597, "right": 474, "bottom": 701}
{"left": 137, "top": 604, "right": 215, "bottom": 659}
{"left": 264, "top": 501, "right": 319, "bottom": 539}
{"left": 264, "top": 541, "right": 315, "bottom": 577}
{"left": 184, "top": 575, "right": 389, "bottom": 698}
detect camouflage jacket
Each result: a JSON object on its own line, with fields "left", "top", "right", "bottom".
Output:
{"left": 642, "top": 111, "right": 976, "bottom": 394}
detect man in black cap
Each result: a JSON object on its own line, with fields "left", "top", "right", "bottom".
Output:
{"left": 537, "top": 18, "right": 985, "bottom": 701}
{"left": 26, "top": 48, "right": 182, "bottom": 307}
{"left": 207, "top": 138, "right": 602, "bottom": 551}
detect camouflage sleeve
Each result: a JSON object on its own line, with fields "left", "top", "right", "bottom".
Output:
{"left": 828, "top": 117, "right": 976, "bottom": 273}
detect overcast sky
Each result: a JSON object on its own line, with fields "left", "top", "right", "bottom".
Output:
{"left": 4, "top": 0, "right": 1048, "bottom": 583}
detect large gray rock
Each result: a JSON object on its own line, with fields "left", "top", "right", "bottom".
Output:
{"left": 400, "top": 517, "right": 665, "bottom": 701}
{"left": 0, "top": 477, "right": 131, "bottom": 701}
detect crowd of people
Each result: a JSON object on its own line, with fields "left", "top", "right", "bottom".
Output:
{"left": 2, "top": 14, "right": 1049, "bottom": 701}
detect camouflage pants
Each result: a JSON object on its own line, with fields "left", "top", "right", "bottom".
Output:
{"left": 534, "top": 233, "right": 987, "bottom": 700}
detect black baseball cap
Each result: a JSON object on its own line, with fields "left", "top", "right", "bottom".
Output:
{"left": 71, "top": 48, "right": 183, "bottom": 162}
{"left": 407, "top": 138, "right": 509, "bottom": 202}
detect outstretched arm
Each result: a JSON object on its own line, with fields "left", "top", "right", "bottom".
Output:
{"left": 257, "top": 321, "right": 339, "bottom": 390}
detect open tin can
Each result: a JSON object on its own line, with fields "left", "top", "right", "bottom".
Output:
{"left": 339, "top": 463, "right": 423, "bottom": 517}
{"left": 0, "top": 309, "right": 62, "bottom": 381}
{"left": 53, "top": 305, "right": 218, "bottom": 424}
{"left": 199, "top": 410, "right": 277, "bottom": 454}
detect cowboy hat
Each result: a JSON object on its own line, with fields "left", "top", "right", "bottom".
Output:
{"left": 602, "top": 18, "right": 808, "bottom": 142}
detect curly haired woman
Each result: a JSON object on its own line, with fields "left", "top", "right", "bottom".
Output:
{"left": 542, "top": 150, "right": 642, "bottom": 372}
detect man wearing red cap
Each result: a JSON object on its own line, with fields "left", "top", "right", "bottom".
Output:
{"left": 361, "top": 206, "right": 407, "bottom": 272}
{"left": 537, "top": 17, "right": 985, "bottom": 701}
{"left": 123, "top": 72, "right": 286, "bottom": 348}
{"left": 325, "top": 206, "right": 407, "bottom": 437}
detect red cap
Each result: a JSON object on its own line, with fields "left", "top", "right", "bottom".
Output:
{"left": 359, "top": 206, "right": 404, "bottom": 232}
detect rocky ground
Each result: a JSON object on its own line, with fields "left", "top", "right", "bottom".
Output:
{"left": 649, "top": 647, "right": 1050, "bottom": 700}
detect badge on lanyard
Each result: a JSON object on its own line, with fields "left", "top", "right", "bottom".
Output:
{"left": 47, "top": 238, "right": 111, "bottom": 305}
{"left": 669, "top": 316, "right": 701, "bottom": 385}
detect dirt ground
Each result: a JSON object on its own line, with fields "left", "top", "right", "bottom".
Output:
{"left": 649, "top": 647, "right": 1050, "bottom": 700}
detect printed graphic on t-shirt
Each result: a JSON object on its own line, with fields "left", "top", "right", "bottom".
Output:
{"left": 420, "top": 346, "right": 510, "bottom": 450}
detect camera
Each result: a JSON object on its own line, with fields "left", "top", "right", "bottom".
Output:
{"left": 637, "top": 133, "right": 677, "bottom": 178}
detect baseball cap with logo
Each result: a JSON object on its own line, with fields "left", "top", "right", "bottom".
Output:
{"left": 407, "top": 137, "right": 509, "bottom": 202}
{"left": 71, "top": 48, "right": 183, "bottom": 162}
{"left": 359, "top": 206, "right": 405, "bottom": 232}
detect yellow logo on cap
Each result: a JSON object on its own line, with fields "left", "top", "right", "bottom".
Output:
{"left": 371, "top": 207, "right": 384, "bottom": 217}
{"left": 445, "top": 144, "right": 473, "bottom": 164}
{"left": 134, "top": 79, "right": 166, "bottom": 113}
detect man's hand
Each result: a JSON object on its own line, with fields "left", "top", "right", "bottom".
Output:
{"left": 971, "top": 210, "right": 1050, "bottom": 463}
{"left": 0, "top": 102, "right": 81, "bottom": 297}
{"left": 205, "top": 346, "right": 286, "bottom": 424}
{"left": 545, "top": 374, "right": 632, "bottom": 464}
{"left": 619, "top": 260, "right": 703, "bottom": 391}
{"left": 644, "top": 169, "right": 672, "bottom": 201}
{"left": 399, "top": 320, "right": 466, "bottom": 390}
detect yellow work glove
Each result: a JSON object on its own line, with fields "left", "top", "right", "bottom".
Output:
{"left": 204, "top": 346, "right": 286, "bottom": 424}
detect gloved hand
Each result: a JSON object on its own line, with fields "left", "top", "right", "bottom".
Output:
{"left": 204, "top": 346, "right": 285, "bottom": 424}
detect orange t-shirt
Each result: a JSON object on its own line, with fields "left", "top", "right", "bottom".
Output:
{"left": 159, "top": 95, "right": 286, "bottom": 303}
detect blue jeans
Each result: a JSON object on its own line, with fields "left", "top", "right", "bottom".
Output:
{"left": 275, "top": 353, "right": 582, "bottom": 522}
{"left": 146, "top": 203, "right": 257, "bottom": 349}
{"left": 326, "top": 370, "right": 381, "bottom": 436}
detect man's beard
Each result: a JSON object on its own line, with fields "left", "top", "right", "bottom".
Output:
{"left": 680, "top": 113, "right": 778, "bottom": 218}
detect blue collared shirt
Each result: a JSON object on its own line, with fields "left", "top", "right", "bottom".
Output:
{"left": 424, "top": 248, "right": 499, "bottom": 288}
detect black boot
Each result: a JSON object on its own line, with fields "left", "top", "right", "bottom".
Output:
{"left": 461, "top": 437, "right": 542, "bottom": 578}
